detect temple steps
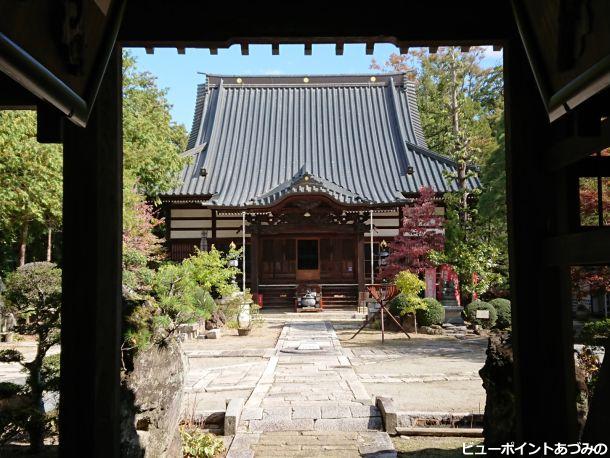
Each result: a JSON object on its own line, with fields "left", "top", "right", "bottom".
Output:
{"left": 258, "top": 284, "right": 359, "bottom": 309}
{"left": 321, "top": 284, "right": 359, "bottom": 309}
{"left": 259, "top": 286, "right": 295, "bottom": 309}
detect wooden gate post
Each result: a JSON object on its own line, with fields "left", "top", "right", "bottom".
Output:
{"left": 505, "top": 35, "right": 578, "bottom": 442}
{"left": 59, "top": 47, "right": 123, "bottom": 457}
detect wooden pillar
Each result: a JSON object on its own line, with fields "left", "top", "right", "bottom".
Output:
{"left": 59, "top": 47, "right": 122, "bottom": 457}
{"left": 250, "top": 229, "right": 260, "bottom": 300}
{"left": 424, "top": 268, "right": 436, "bottom": 298}
{"left": 505, "top": 36, "right": 577, "bottom": 442}
{"left": 356, "top": 231, "right": 365, "bottom": 292}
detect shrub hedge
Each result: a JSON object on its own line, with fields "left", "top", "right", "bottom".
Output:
{"left": 463, "top": 300, "right": 497, "bottom": 328}
{"left": 579, "top": 319, "right": 610, "bottom": 346}
{"left": 416, "top": 297, "right": 445, "bottom": 326}
{"left": 388, "top": 294, "right": 409, "bottom": 317}
{"left": 489, "top": 298, "right": 511, "bottom": 329}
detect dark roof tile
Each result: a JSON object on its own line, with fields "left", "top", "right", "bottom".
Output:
{"left": 168, "top": 73, "right": 479, "bottom": 206}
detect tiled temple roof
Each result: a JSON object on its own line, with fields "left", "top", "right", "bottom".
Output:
{"left": 166, "top": 73, "right": 479, "bottom": 207}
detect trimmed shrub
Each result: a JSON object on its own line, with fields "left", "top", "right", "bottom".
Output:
{"left": 416, "top": 297, "right": 445, "bottom": 326}
{"left": 388, "top": 292, "right": 426, "bottom": 318}
{"left": 579, "top": 319, "right": 610, "bottom": 346}
{"left": 464, "top": 300, "right": 497, "bottom": 329}
{"left": 388, "top": 294, "right": 409, "bottom": 317}
{"left": 489, "top": 298, "right": 511, "bottom": 329}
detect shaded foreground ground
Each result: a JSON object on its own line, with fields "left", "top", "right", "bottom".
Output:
{"left": 393, "top": 436, "right": 483, "bottom": 457}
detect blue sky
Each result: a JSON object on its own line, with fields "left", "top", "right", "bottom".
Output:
{"left": 127, "top": 44, "right": 502, "bottom": 129}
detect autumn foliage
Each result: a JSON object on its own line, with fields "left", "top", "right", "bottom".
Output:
{"left": 379, "top": 187, "right": 444, "bottom": 280}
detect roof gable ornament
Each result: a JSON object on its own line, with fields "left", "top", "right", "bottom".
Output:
{"left": 292, "top": 169, "right": 323, "bottom": 188}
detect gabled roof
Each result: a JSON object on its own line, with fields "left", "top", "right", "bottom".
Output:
{"left": 167, "top": 73, "right": 479, "bottom": 207}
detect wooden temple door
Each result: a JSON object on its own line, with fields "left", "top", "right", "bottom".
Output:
{"left": 296, "top": 238, "right": 320, "bottom": 281}
{"left": 320, "top": 237, "right": 357, "bottom": 282}
{"left": 261, "top": 238, "right": 296, "bottom": 283}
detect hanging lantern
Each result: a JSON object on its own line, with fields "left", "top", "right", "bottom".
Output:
{"left": 379, "top": 240, "right": 390, "bottom": 266}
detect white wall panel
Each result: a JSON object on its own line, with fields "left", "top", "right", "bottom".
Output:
{"left": 373, "top": 218, "right": 400, "bottom": 228}
{"left": 216, "top": 229, "right": 250, "bottom": 238}
{"left": 171, "top": 209, "right": 212, "bottom": 218}
{"left": 171, "top": 230, "right": 204, "bottom": 239}
{"left": 216, "top": 219, "right": 248, "bottom": 228}
{"left": 364, "top": 228, "right": 399, "bottom": 237}
{"left": 171, "top": 219, "right": 212, "bottom": 229}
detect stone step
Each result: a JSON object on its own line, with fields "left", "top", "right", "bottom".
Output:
{"left": 395, "top": 426, "right": 483, "bottom": 437}
{"left": 228, "top": 431, "right": 397, "bottom": 458}
{"left": 242, "top": 403, "right": 383, "bottom": 433}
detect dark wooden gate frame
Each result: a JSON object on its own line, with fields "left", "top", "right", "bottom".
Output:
{"left": 53, "top": 2, "right": 610, "bottom": 455}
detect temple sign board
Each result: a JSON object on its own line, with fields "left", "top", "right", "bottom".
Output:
{"left": 476, "top": 309, "right": 490, "bottom": 319}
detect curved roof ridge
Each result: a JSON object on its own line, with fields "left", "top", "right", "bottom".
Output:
{"left": 255, "top": 168, "right": 361, "bottom": 201}
{"left": 205, "top": 72, "right": 408, "bottom": 78}
{"left": 405, "top": 140, "right": 479, "bottom": 171}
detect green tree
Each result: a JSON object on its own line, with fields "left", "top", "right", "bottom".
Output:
{"left": 122, "top": 51, "right": 188, "bottom": 198}
{"left": 124, "top": 246, "right": 240, "bottom": 349}
{"left": 477, "top": 124, "right": 510, "bottom": 295}
{"left": 431, "top": 201, "right": 504, "bottom": 303}
{"left": 372, "top": 47, "right": 502, "bottom": 168}
{"left": 0, "top": 262, "right": 61, "bottom": 452}
{"left": 0, "top": 112, "right": 62, "bottom": 270}
{"left": 390, "top": 271, "right": 427, "bottom": 331}
{"left": 0, "top": 53, "right": 188, "bottom": 272}
{"left": 373, "top": 48, "right": 508, "bottom": 298}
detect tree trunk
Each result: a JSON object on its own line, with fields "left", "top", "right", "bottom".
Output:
{"left": 458, "top": 161, "right": 469, "bottom": 218}
{"left": 26, "top": 338, "right": 46, "bottom": 453}
{"left": 19, "top": 221, "right": 28, "bottom": 267}
{"left": 450, "top": 50, "right": 460, "bottom": 138}
{"left": 449, "top": 49, "right": 469, "bottom": 221}
{"left": 46, "top": 227, "right": 52, "bottom": 262}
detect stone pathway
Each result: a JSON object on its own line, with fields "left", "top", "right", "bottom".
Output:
{"left": 227, "top": 321, "right": 396, "bottom": 457}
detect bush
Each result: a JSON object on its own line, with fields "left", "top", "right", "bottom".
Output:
{"left": 0, "top": 382, "right": 21, "bottom": 399}
{"left": 392, "top": 271, "right": 426, "bottom": 318}
{"left": 489, "top": 298, "right": 511, "bottom": 329}
{"left": 2, "top": 262, "right": 62, "bottom": 452}
{"left": 180, "top": 426, "right": 225, "bottom": 458}
{"left": 579, "top": 319, "right": 610, "bottom": 346}
{"left": 416, "top": 297, "right": 445, "bottom": 326}
{"left": 463, "top": 299, "right": 497, "bottom": 329}
{"left": 388, "top": 294, "right": 408, "bottom": 317}
{"left": 388, "top": 293, "right": 425, "bottom": 317}
{"left": 41, "top": 354, "right": 61, "bottom": 392}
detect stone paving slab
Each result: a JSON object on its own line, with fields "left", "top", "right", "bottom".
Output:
{"left": 243, "top": 431, "right": 396, "bottom": 457}
{"left": 227, "top": 320, "right": 397, "bottom": 457}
